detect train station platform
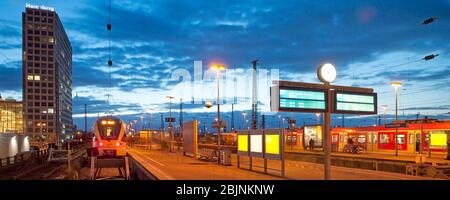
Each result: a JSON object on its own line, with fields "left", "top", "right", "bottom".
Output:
{"left": 127, "top": 147, "right": 436, "bottom": 180}
{"left": 285, "top": 149, "right": 450, "bottom": 165}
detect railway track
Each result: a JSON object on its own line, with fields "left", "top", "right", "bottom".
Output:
{"left": 0, "top": 143, "right": 88, "bottom": 180}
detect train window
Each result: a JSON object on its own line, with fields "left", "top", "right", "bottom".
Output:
{"left": 373, "top": 133, "right": 377, "bottom": 144}
{"left": 106, "top": 127, "right": 113, "bottom": 137}
{"left": 380, "top": 134, "right": 389, "bottom": 144}
{"left": 358, "top": 135, "right": 366, "bottom": 144}
{"left": 409, "top": 133, "right": 414, "bottom": 144}
{"left": 340, "top": 133, "right": 346, "bottom": 143}
{"left": 332, "top": 135, "right": 338, "bottom": 143}
{"left": 397, "top": 134, "right": 405, "bottom": 144}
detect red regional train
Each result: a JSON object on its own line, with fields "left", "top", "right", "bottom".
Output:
{"left": 284, "top": 119, "right": 450, "bottom": 155}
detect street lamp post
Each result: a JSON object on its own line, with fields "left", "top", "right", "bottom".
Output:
{"left": 167, "top": 96, "right": 174, "bottom": 151}
{"left": 391, "top": 81, "right": 402, "bottom": 157}
{"left": 140, "top": 114, "right": 144, "bottom": 131}
{"left": 278, "top": 115, "right": 281, "bottom": 128}
{"left": 242, "top": 112, "right": 247, "bottom": 130}
{"left": 211, "top": 64, "right": 225, "bottom": 164}
{"left": 315, "top": 113, "right": 321, "bottom": 124}
{"left": 381, "top": 105, "right": 387, "bottom": 126}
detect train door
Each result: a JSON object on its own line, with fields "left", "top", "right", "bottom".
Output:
{"left": 415, "top": 132, "right": 421, "bottom": 153}
{"left": 331, "top": 133, "right": 339, "bottom": 152}
{"left": 339, "top": 132, "right": 347, "bottom": 152}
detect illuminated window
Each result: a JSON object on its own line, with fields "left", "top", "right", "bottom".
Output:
{"left": 47, "top": 108, "right": 54, "bottom": 114}
{"left": 397, "top": 134, "right": 405, "bottom": 144}
{"left": 48, "top": 37, "right": 54, "bottom": 43}
{"left": 27, "top": 75, "right": 34, "bottom": 80}
{"left": 358, "top": 135, "right": 366, "bottom": 144}
{"left": 34, "top": 75, "right": 40, "bottom": 81}
{"left": 380, "top": 134, "right": 390, "bottom": 144}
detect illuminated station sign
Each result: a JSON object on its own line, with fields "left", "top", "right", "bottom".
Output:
{"left": 271, "top": 82, "right": 377, "bottom": 115}
{"left": 273, "top": 86, "right": 327, "bottom": 112}
{"left": 333, "top": 91, "right": 377, "bottom": 114}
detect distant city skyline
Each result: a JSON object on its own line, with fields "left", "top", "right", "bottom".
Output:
{"left": 0, "top": 1, "right": 449, "bottom": 130}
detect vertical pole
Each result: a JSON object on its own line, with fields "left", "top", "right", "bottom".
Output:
{"left": 217, "top": 70, "right": 221, "bottom": 164}
{"left": 428, "top": 132, "right": 432, "bottom": 158}
{"left": 281, "top": 128, "right": 285, "bottom": 177}
{"left": 323, "top": 84, "right": 331, "bottom": 180}
{"left": 231, "top": 104, "right": 234, "bottom": 131}
{"left": 249, "top": 129, "right": 252, "bottom": 171}
{"left": 68, "top": 142, "right": 72, "bottom": 175}
{"left": 263, "top": 129, "right": 267, "bottom": 174}
{"left": 84, "top": 104, "right": 87, "bottom": 135}
{"left": 420, "top": 123, "right": 423, "bottom": 154}
{"left": 395, "top": 89, "right": 398, "bottom": 157}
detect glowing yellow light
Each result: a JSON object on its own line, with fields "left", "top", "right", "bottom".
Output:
{"left": 238, "top": 135, "right": 249, "bottom": 152}
{"left": 101, "top": 121, "right": 107, "bottom": 125}
{"left": 265, "top": 135, "right": 280, "bottom": 154}
{"left": 107, "top": 121, "right": 115, "bottom": 125}
{"left": 210, "top": 64, "right": 225, "bottom": 70}
{"left": 430, "top": 132, "right": 447, "bottom": 146}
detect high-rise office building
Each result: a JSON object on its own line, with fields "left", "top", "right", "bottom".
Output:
{"left": 22, "top": 4, "right": 73, "bottom": 142}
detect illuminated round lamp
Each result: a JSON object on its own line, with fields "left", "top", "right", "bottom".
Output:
{"left": 205, "top": 101, "right": 213, "bottom": 109}
{"left": 317, "top": 63, "right": 337, "bottom": 83}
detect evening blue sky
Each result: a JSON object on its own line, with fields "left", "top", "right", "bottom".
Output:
{"left": 0, "top": 0, "right": 449, "bottom": 130}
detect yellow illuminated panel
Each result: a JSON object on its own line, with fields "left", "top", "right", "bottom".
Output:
{"left": 265, "top": 134, "right": 280, "bottom": 155}
{"left": 101, "top": 121, "right": 107, "bottom": 125}
{"left": 430, "top": 132, "right": 447, "bottom": 146}
{"left": 107, "top": 121, "right": 115, "bottom": 125}
{"left": 238, "top": 135, "right": 248, "bottom": 152}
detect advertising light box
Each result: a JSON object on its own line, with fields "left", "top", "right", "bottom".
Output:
{"left": 334, "top": 91, "right": 377, "bottom": 114}
{"left": 250, "top": 135, "right": 263, "bottom": 153}
{"left": 265, "top": 135, "right": 280, "bottom": 155}
{"left": 303, "top": 125, "right": 323, "bottom": 148}
{"left": 277, "top": 87, "right": 327, "bottom": 112}
{"left": 237, "top": 135, "right": 249, "bottom": 152}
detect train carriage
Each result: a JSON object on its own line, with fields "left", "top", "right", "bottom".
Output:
{"left": 93, "top": 116, "right": 127, "bottom": 157}
{"left": 331, "top": 121, "right": 450, "bottom": 154}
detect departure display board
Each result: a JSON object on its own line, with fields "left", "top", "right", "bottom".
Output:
{"left": 334, "top": 92, "right": 377, "bottom": 114}
{"left": 278, "top": 88, "right": 327, "bottom": 112}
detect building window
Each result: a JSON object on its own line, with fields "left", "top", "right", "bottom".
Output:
{"left": 34, "top": 75, "right": 40, "bottom": 81}
{"left": 48, "top": 108, "right": 54, "bottom": 114}
{"left": 48, "top": 37, "right": 54, "bottom": 43}
{"left": 27, "top": 75, "right": 34, "bottom": 80}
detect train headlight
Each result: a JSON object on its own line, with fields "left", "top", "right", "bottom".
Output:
{"left": 116, "top": 142, "right": 121, "bottom": 147}
{"left": 99, "top": 142, "right": 103, "bottom": 147}
{"left": 101, "top": 121, "right": 107, "bottom": 125}
{"left": 107, "top": 121, "right": 115, "bottom": 125}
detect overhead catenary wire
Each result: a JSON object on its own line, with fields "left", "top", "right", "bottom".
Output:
{"left": 106, "top": 0, "right": 113, "bottom": 114}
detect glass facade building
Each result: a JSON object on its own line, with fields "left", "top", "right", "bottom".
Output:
{"left": 0, "top": 99, "right": 24, "bottom": 134}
